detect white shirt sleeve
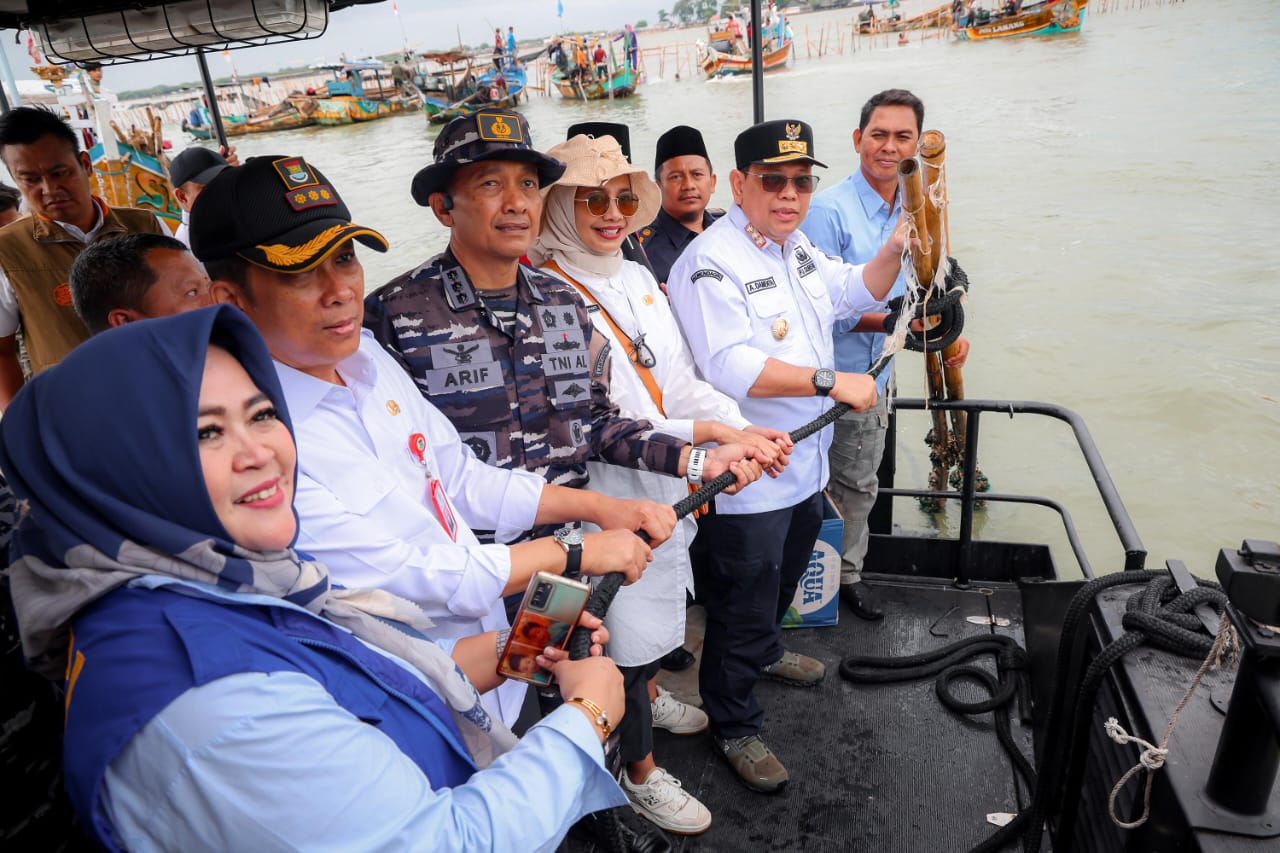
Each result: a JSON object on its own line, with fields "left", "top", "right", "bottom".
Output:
{"left": 104, "top": 671, "right": 625, "bottom": 853}
{"left": 0, "top": 266, "right": 20, "bottom": 337}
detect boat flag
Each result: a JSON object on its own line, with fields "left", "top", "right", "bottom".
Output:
{"left": 558, "top": 1, "right": 564, "bottom": 18}
{"left": 24, "top": 30, "right": 42, "bottom": 64}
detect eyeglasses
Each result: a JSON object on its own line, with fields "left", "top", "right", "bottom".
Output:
{"left": 576, "top": 191, "right": 642, "bottom": 217}
{"left": 628, "top": 332, "right": 656, "bottom": 369}
{"left": 744, "top": 172, "right": 820, "bottom": 194}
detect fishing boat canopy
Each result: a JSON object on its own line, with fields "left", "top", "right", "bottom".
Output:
{"left": 0, "top": 0, "right": 388, "bottom": 65}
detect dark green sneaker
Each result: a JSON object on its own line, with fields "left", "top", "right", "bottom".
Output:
{"left": 714, "top": 734, "right": 789, "bottom": 793}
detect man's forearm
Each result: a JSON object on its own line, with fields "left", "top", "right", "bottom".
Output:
{"left": 533, "top": 483, "right": 599, "bottom": 527}
{"left": 747, "top": 357, "right": 822, "bottom": 399}
{"left": 861, "top": 244, "right": 902, "bottom": 300}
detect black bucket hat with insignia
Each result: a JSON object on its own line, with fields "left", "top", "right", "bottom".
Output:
{"left": 734, "top": 119, "right": 828, "bottom": 171}
{"left": 189, "top": 155, "right": 388, "bottom": 273}
{"left": 411, "top": 109, "right": 566, "bottom": 205}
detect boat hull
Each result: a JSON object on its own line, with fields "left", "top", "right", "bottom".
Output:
{"left": 422, "top": 67, "right": 526, "bottom": 125}
{"left": 88, "top": 141, "right": 182, "bottom": 233}
{"left": 312, "top": 95, "right": 418, "bottom": 126}
{"left": 701, "top": 41, "right": 791, "bottom": 78}
{"left": 955, "top": 0, "right": 1088, "bottom": 41}
{"left": 552, "top": 66, "right": 640, "bottom": 100}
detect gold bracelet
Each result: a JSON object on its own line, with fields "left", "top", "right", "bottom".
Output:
{"left": 568, "top": 696, "right": 612, "bottom": 741}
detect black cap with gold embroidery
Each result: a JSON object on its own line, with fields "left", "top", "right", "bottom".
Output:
{"left": 733, "top": 119, "right": 827, "bottom": 171}
{"left": 411, "top": 109, "right": 565, "bottom": 205}
{"left": 189, "top": 155, "right": 388, "bottom": 273}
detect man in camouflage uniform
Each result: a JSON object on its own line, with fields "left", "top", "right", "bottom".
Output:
{"left": 365, "top": 110, "right": 762, "bottom": 544}
{"left": 365, "top": 108, "right": 767, "bottom": 843}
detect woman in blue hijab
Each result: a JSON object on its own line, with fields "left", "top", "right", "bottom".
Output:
{"left": 0, "top": 305, "right": 625, "bottom": 852}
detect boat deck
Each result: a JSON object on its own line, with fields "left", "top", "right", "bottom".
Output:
{"left": 572, "top": 575, "right": 1040, "bottom": 852}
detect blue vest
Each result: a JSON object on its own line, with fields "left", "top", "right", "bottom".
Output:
{"left": 62, "top": 586, "right": 478, "bottom": 851}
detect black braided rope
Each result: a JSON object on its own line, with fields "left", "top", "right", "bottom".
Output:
{"left": 969, "top": 572, "right": 1227, "bottom": 853}
{"left": 840, "top": 634, "right": 1037, "bottom": 802}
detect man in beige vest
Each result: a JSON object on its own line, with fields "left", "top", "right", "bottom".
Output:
{"left": 0, "top": 107, "right": 163, "bottom": 408}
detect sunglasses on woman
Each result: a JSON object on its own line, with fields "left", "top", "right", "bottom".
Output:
{"left": 576, "top": 191, "right": 642, "bottom": 217}
{"left": 744, "top": 172, "right": 821, "bottom": 194}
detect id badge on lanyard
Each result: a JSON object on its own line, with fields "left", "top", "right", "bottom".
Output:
{"left": 408, "top": 432, "right": 459, "bottom": 541}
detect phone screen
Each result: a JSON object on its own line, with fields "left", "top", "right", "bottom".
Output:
{"left": 497, "top": 572, "right": 590, "bottom": 686}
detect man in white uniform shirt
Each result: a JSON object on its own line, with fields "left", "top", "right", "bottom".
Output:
{"left": 191, "top": 155, "right": 675, "bottom": 727}
{"left": 666, "top": 119, "right": 904, "bottom": 793}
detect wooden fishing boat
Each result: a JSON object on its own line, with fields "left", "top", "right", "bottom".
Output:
{"left": 185, "top": 112, "right": 248, "bottom": 139}
{"left": 699, "top": 20, "right": 791, "bottom": 78}
{"left": 551, "top": 65, "right": 640, "bottom": 101}
{"left": 700, "top": 39, "right": 790, "bottom": 78}
{"left": 421, "top": 61, "right": 525, "bottom": 125}
{"left": 88, "top": 136, "right": 181, "bottom": 233}
{"left": 186, "top": 101, "right": 315, "bottom": 137}
{"left": 550, "top": 33, "right": 641, "bottom": 101}
{"left": 311, "top": 61, "right": 421, "bottom": 126}
{"left": 955, "top": 0, "right": 1088, "bottom": 41}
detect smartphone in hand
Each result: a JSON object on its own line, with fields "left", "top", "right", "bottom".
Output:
{"left": 497, "top": 571, "right": 591, "bottom": 686}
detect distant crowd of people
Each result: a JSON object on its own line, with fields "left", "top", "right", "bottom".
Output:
{"left": 549, "top": 23, "right": 642, "bottom": 85}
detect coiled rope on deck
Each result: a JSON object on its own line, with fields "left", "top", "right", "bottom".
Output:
{"left": 839, "top": 633, "right": 1037, "bottom": 795}
{"left": 897, "top": 571, "right": 1231, "bottom": 853}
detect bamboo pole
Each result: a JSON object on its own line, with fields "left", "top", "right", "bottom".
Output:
{"left": 919, "top": 130, "right": 947, "bottom": 280}
{"left": 897, "top": 157, "right": 934, "bottom": 287}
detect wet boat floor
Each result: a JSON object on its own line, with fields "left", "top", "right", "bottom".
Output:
{"left": 570, "top": 576, "right": 1040, "bottom": 852}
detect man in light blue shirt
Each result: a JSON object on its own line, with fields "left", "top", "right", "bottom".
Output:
{"left": 801, "top": 89, "right": 968, "bottom": 621}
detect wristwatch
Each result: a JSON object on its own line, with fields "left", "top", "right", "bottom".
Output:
{"left": 811, "top": 368, "right": 836, "bottom": 397}
{"left": 554, "top": 525, "right": 584, "bottom": 577}
{"left": 685, "top": 446, "right": 708, "bottom": 484}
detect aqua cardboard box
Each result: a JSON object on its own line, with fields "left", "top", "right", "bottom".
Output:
{"left": 782, "top": 493, "right": 842, "bottom": 628}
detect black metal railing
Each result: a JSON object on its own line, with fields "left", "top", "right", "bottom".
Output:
{"left": 880, "top": 398, "right": 1147, "bottom": 583}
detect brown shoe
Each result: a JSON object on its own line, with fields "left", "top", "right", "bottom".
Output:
{"left": 714, "top": 734, "right": 789, "bottom": 793}
{"left": 759, "top": 650, "right": 825, "bottom": 686}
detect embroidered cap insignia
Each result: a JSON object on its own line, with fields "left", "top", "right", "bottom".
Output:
{"left": 478, "top": 112, "right": 524, "bottom": 143}
{"left": 272, "top": 156, "right": 319, "bottom": 189}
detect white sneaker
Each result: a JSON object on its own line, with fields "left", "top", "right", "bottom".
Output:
{"left": 650, "top": 685, "right": 708, "bottom": 735}
{"left": 622, "top": 767, "right": 712, "bottom": 835}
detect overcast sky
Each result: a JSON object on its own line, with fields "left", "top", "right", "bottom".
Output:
{"left": 1, "top": 1, "right": 666, "bottom": 94}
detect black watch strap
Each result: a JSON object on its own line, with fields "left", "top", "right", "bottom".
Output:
{"left": 564, "top": 542, "right": 583, "bottom": 578}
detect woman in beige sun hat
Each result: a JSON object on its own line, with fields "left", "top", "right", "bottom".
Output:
{"left": 529, "top": 132, "right": 790, "bottom": 838}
